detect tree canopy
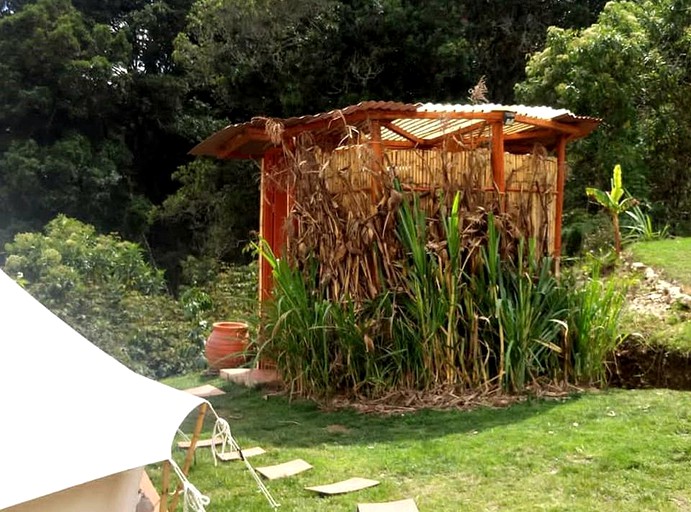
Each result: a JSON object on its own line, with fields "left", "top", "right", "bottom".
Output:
{"left": 516, "top": 0, "right": 691, "bottom": 230}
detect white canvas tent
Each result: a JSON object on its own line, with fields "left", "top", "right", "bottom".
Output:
{"left": 0, "top": 270, "right": 205, "bottom": 511}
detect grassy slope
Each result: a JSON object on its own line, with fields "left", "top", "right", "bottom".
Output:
{"left": 157, "top": 375, "right": 691, "bottom": 512}
{"left": 629, "top": 238, "right": 691, "bottom": 288}
{"left": 626, "top": 238, "right": 691, "bottom": 353}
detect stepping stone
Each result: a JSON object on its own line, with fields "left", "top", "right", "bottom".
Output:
{"left": 177, "top": 438, "right": 223, "bottom": 449}
{"left": 305, "top": 477, "right": 379, "bottom": 495}
{"left": 220, "top": 368, "right": 281, "bottom": 388}
{"left": 217, "top": 446, "right": 266, "bottom": 461}
{"left": 357, "top": 498, "right": 419, "bottom": 512}
{"left": 183, "top": 384, "right": 225, "bottom": 398}
{"left": 256, "top": 459, "right": 313, "bottom": 480}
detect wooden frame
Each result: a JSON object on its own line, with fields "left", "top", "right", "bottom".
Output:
{"left": 214, "top": 104, "right": 600, "bottom": 302}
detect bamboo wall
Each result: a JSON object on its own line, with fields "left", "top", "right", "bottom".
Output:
{"left": 323, "top": 146, "right": 557, "bottom": 254}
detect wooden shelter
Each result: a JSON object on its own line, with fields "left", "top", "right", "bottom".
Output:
{"left": 191, "top": 101, "right": 599, "bottom": 302}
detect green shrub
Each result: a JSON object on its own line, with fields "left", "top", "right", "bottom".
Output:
{"left": 3, "top": 215, "right": 211, "bottom": 378}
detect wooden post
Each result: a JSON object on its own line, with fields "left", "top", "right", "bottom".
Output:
{"left": 169, "top": 403, "right": 208, "bottom": 511}
{"left": 554, "top": 136, "right": 567, "bottom": 274}
{"left": 491, "top": 121, "right": 506, "bottom": 205}
{"left": 370, "top": 120, "right": 384, "bottom": 201}
{"left": 259, "top": 151, "right": 278, "bottom": 303}
{"left": 159, "top": 461, "right": 170, "bottom": 512}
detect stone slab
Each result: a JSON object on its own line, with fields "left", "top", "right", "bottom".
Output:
{"left": 305, "top": 477, "right": 380, "bottom": 495}
{"left": 183, "top": 384, "right": 225, "bottom": 398}
{"left": 256, "top": 459, "right": 313, "bottom": 480}
{"left": 220, "top": 368, "right": 280, "bottom": 387}
{"left": 217, "top": 446, "right": 266, "bottom": 461}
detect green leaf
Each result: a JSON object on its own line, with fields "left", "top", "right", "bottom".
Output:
{"left": 586, "top": 187, "right": 613, "bottom": 210}
{"left": 610, "top": 164, "right": 625, "bottom": 204}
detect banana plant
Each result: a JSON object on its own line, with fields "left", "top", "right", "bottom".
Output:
{"left": 586, "top": 164, "right": 638, "bottom": 256}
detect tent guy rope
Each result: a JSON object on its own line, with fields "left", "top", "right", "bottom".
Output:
{"left": 207, "top": 406, "right": 280, "bottom": 509}
{"left": 170, "top": 459, "right": 211, "bottom": 512}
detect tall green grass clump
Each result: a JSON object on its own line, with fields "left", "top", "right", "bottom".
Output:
{"left": 258, "top": 194, "right": 627, "bottom": 397}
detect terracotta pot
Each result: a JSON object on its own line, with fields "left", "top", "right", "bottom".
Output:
{"left": 205, "top": 321, "right": 249, "bottom": 370}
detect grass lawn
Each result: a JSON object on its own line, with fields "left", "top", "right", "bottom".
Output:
{"left": 628, "top": 238, "right": 691, "bottom": 288}
{"left": 155, "top": 374, "right": 691, "bottom": 511}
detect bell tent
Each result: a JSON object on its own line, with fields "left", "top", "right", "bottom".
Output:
{"left": 0, "top": 270, "right": 205, "bottom": 511}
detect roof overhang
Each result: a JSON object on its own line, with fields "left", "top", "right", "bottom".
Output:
{"left": 190, "top": 101, "right": 600, "bottom": 159}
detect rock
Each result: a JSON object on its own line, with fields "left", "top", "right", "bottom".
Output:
{"left": 644, "top": 267, "right": 657, "bottom": 281}
{"left": 656, "top": 280, "right": 673, "bottom": 293}
{"left": 631, "top": 262, "right": 647, "bottom": 271}
{"left": 668, "top": 286, "right": 683, "bottom": 298}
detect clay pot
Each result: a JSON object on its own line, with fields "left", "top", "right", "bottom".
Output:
{"left": 205, "top": 321, "right": 249, "bottom": 370}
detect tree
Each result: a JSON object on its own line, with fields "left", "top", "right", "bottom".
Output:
{"left": 0, "top": 0, "right": 131, "bottom": 143}
{"left": 516, "top": 0, "right": 691, "bottom": 232}
{"left": 3, "top": 215, "right": 203, "bottom": 377}
{"left": 0, "top": 0, "right": 141, "bottom": 246}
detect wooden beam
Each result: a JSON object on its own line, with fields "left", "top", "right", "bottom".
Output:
{"left": 513, "top": 115, "right": 582, "bottom": 135}
{"left": 504, "top": 128, "right": 555, "bottom": 141}
{"left": 554, "top": 136, "right": 567, "bottom": 273}
{"left": 425, "top": 120, "right": 487, "bottom": 145}
{"left": 381, "top": 121, "right": 425, "bottom": 144}
{"left": 259, "top": 150, "right": 281, "bottom": 303}
{"left": 278, "top": 110, "right": 505, "bottom": 139}
{"left": 218, "top": 131, "right": 259, "bottom": 158}
{"left": 370, "top": 120, "right": 384, "bottom": 200}
{"left": 379, "top": 140, "right": 418, "bottom": 149}
{"left": 491, "top": 122, "right": 505, "bottom": 194}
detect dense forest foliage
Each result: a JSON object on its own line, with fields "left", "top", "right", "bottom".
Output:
{"left": 2, "top": 0, "right": 621, "bottom": 274}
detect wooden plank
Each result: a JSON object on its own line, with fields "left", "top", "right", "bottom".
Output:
{"left": 305, "top": 477, "right": 379, "bottom": 495}
{"left": 357, "top": 499, "right": 419, "bottom": 512}
{"left": 256, "top": 459, "right": 313, "bottom": 480}
{"left": 177, "top": 437, "right": 223, "bottom": 449}
{"left": 183, "top": 384, "right": 225, "bottom": 398}
{"left": 217, "top": 446, "right": 266, "bottom": 462}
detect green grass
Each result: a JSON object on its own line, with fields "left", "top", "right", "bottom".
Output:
{"left": 156, "top": 375, "right": 691, "bottom": 511}
{"left": 624, "top": 237, "right": 691, "bottom": 353}
{"left": 629, "top": 238, "right": 691, "bottom": 288}
{"left": 625, "top": 309, "right": 691, "bottom": 354}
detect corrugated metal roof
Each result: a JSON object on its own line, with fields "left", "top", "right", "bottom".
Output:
{"left": 190, "top": 101, "right": 600, "bottom": 158}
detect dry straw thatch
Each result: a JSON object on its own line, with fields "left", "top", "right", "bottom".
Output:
{"left": 266, "top": 127, "right": 557, "bottom": 304}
